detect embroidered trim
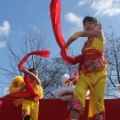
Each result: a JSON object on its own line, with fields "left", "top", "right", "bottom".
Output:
{"left": 82, "top": 58, "right": 105, "bottom": 72}
{"left": 94, "top": 112, "right": 105, "bottom": 120}
{"left": 67, "top": 96, "right": 85, "bottom": 113}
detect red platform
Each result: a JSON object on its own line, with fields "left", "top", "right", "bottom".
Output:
{"left": 0, "top": 98, "right": 120, "bottom": 120}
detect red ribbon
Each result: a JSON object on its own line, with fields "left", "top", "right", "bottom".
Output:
{"left": 50, "top": 0, "right": 65, "bottom": 49}
{"left": 18, "top": 50, "right": 50, "bottom": 70}
{"left": 50, "top": 0, "right": 80, "bottom": 65}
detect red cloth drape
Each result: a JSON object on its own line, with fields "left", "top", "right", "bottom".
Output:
{"left": 0, "top": 98, "right": 120, "bottom": 120}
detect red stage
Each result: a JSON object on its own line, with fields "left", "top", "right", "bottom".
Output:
{"left": 0, "top": 98, "right": 120, "bottom": 120}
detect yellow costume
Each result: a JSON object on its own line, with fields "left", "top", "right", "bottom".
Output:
{"left": 22, "top": 83, "right": 43, "bottom": 120}
{"left": 9, "top": 76, "right": 25, "bottom": 107}
{"left": 68, "top": 37, "right": 107, "bottom": 119}
{"left": 9, "top": 76, "right": 24, "bottom": 93}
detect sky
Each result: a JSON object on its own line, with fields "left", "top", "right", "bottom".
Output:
{"left": 0, "top": 0, "right": 120, "bottom": 96}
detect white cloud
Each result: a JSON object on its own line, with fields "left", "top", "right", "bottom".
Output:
{"left": 0, "top": 21, "right": 10, "bottom": 36}
{"left": 65, "top": 12, "right": 83, "bottom": 34}
{"left": 77, "top": 0, "right": 120, "bottom": 16}
{"left": 64, "top": 0, "right": 120, "bottom": 35}
{"left": 91, "top": 0, "right": 120, "bottom": 16}
{"left": 78, "top": 0, "right": 88, "bottom": 7}
{"left": 0, "top": 41, "right": 6, "bottom": 48}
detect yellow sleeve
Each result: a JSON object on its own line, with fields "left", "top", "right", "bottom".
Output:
{"left": 35, "top": 84, "right": 44, "bottom": 99}
{"left": 71, "top": 32, "right": 82, "bottom": 39}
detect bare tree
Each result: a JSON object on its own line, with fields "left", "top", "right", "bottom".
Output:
{"left": 0, "top": 26, "right": 78, "bottom": 98}
{"left": 0, "top": 26, "right": 48, "bottom": 77}
{"left": 105, "top": 30, "right": 120, "bottom": 98}
{"left": 0, "top": 26, "right": 51, "bottom": 96}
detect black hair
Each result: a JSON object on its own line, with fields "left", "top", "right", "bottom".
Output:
{"left": 28, "top": 68, "right": 38, "bottom": 72}
{"left": 83, "top": 16, "right": 99, "bottom": 25}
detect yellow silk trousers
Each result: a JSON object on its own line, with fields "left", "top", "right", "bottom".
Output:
{"left": 73, "top": 67, "right": 107, "bottom": 117}
{"left": 22, "top": 100, "right": 39, "bottom": 120}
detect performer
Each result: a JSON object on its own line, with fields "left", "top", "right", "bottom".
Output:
{"left": 50, "top": 1, "right": 108, "bottom": 119}
{"left": 64, "top": 16, "right": 108, "bottom": 120}
{"left": 1, "top": 50, "right": 50, "bottom": 120}
{"left": 20, "top": 68, "right": 43, "bottom": 120}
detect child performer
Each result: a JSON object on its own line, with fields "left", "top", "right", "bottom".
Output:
{"left": 64, "top": 16, "right": 108, "bottom": 120}
{"left": 21, "top": 68, "right": 43, "bottom": 120}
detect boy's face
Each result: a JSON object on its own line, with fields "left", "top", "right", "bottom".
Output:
{"left": 31, "top": 70, "right": 39, "bottom": 77}
{"left": 29, "top": 70, "right": 39, "bottom": 84}
{"left": 83, "top": 21, "right": 99, "bottom": 31}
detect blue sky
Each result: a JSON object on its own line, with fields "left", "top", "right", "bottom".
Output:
{"left": 0, "top": 0, "right": 120, "bottom": 96}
